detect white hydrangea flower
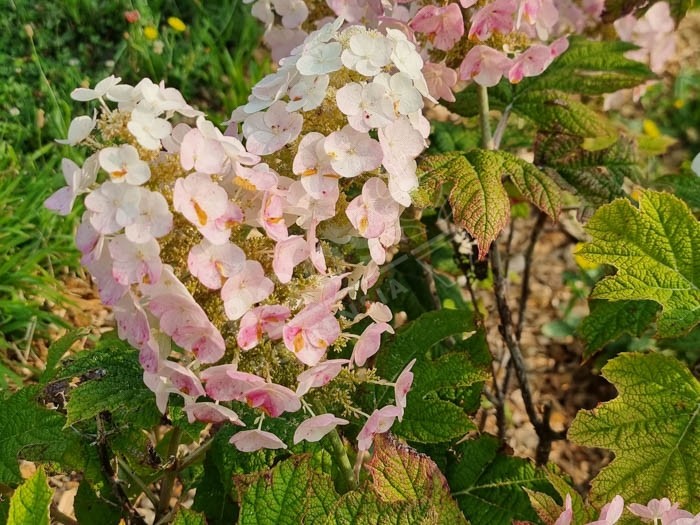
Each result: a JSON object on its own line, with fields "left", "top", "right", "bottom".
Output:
{"left": 55, "top": 111, "right": 97, "bottom": 146}
{"left": 341, "top": 30, "right": 393, "bottom": 76}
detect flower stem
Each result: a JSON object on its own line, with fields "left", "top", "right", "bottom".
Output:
{"left": 477, "top": 84, "right": 494, "bottom": 150}
{"left": 328, "top": 426, "right": 358, "bottom": 493}
{"left": 155, "top": 426, "right": 182, "bottom": 521}
{"left": 313, "top": 401, "right": 357, "bottom": 492}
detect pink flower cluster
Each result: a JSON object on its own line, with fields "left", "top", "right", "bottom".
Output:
{"left": 555, "top": 495, "right": 700, "bottom": 525}
{"left": 604, "top": 2, "right": 677, "bottom": 109}
{"left": 243, "top": 0, "right": 606, "bottom": 103}
{"left": 48, "top": 18, "right": 428, "bottom": 453}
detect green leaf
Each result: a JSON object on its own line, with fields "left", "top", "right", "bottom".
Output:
{"left": 7, "top": 469, "right": 52, "bottom": 525}
{"left": 460, "top": 150, "right": 512, "bottom": 259}
{"left": 327, "top": 435, "right": 467, "bottom": 525}
{"left": 416, "top": 151, "right": 510, "bottom": 259}
{"left": 237, "top": 455, "right": 339, "bottom": 525}
{"left": 578, "top": 299, "right": 660, "bottom": 358}
{"left": 0, "top": 386, "right": 99, "bottom": 485}
{"left": 497, "top": 151, "right": 561, "bottom": 218}
{"left": 172, "top": 507, "right": 208, "bottom": 525}
{"left": 526, "top": 470, "right": 595, "bottom": 525}
{"left": 569, "top": 352, "right": 700, "bottom": 510}
{"left": 367, "top": 434, "right": 467, "bottom": 523}
{"left": 523, "top": 38, "right": 654, "bottom": 95}
{"left": 535, "top": 133, "right": 637, "bottom": 206}
{"left": 448, "top": 435, "right": 554, "bottom": 525}
{"left": 375, "top": 309, "right": 490, "bottom": 444}
{"left": 56, "top": 334, "right": 161, "bottom": 427}
{"left": 193, "top": 425, "right": 279, "bottom": 524}
{"left": 655, "top": 173, "right": 700, "bottom": 210}
{"left": 40, "top": 328, "right": 88, "bottom": 384}
{"left": 512, "top": 90, "right": 616, "bottom": 139}
{"left": 73, "top": 480, "right": 121, "bottom": 525}
{"left": 577, "top": 191, "right": 700, "bottom": 337}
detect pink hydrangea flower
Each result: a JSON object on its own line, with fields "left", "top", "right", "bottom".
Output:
{"left": 162, "top": 361, "right": 206, "bottom": 398}
{"left": 357, "top": 404, "right": 402, "bottom": 451}
{"left": 124, "top": 190, "right": 173, "bottom": 243}
{"left": 237, "top": 305, "right": 290, "bottom": 350}
{"left": 588, "top": 495, "right": 624, "bottom": 525}
{"left": 295, "top": 358, "right": 350, "bottom": 396}
{"left": 85, "top": 181, "right": 142, "bottom": 235}
{"left": 114, "top": 291, "right": 151, "bottom": 349}
{"left": 183, "top": 401, "right": 244, "bottom": 425}
{"left": 394, "top": 358, "right": 416, "bottom": 415}
{"left": 187, "top": 239, "right": 246, "bottom": 290}
{"left": 409, "top": 4, "right": 464, "bottom": 51}
{"left": 336, "top": 82, "right": 394, "bottom": 132}
{"left": 324, "top": 125, "right": 383, "bottom": 178}
{"left": 346, "top": 177, "right": 401, "bottom": 239}
{"left": 230, "top": 430, "right": 287, "bottom": 452}
{"left": 629, "top": 498, "right": 676, "bottom": 522}
{"left": 459, "top": 45, "right": 513, "bottom": 87}
{"left": 283, "top": 302, "right": 341, "bottom": 366}
{"left": 244, "top": 383, "right": 302, "bottom": 417}
{"left": 108, "top": 235, "right": 162, "bottom": 286}
{"left": 221, "top": 260, "right": 275, "bottom": 320}
{"left": 352, "top": 322, "right": 394, "bottom": 367}
{"left": 243, "top": 101, "right": 303, "bottom": 155}
{"left": 468, "top": 0, "right": 517, "bottom": 41}
{"left": 293, "top": 414, "right": 349, "bottom": 444}
{"left": 44, "top": 156, "right": 99, "bottom": 216}
{"left": 173, "top": 172, "right": 229, "bottom": 241}
{"left": 148, "top": 293, "right": 226, "bottom": 363}
{"left": 273, "top": 235, "right": 310, "bottom": 283}
{"left": 200, "top": 365, "right": 266, "bottom": 401}
{"left": 553, "top": 494, "right": 573, "bottom": 525}
{"left": 99, "top": 144, "right": 151, "bottom": 185}
{"left": 423, "top": 62, "right": 458, "bottom": 102}
{"left": 508, "top": 37, "right": 568, "bottom": 83}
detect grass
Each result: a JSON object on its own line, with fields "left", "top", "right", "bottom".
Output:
{"left": 0, "top": 0, "right": 266, "bottom": 386}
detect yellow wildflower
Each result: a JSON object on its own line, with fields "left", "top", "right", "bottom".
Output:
{"left": 642, "top": 119, "right": 660, "bottom": 138}
{"left": 674, "top": 99, "right": 685, "bottom": 109}
{"left": 144, "top": 25, "right": 158, "bottom": 40}
{"left": 167, "top": 17, "right": 187, "bottom": 32}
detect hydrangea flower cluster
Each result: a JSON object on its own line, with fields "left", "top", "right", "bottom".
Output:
{"left": 603, "top": 2, "right": 677, "bottom": 110}
{"left": 47, "top": 18, "right": 429, "bottom": 453}
{"left": 554, "top": 495, "right": 700, "bottom": 525}
{"left": 244, "top": 0, "right": 617, "bottom": 102}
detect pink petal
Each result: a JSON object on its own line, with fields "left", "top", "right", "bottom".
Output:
{"left": 293, "top": 414, "right": 349, "bottom": 444}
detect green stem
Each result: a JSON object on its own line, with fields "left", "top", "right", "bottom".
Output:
{"left": 328, "top": 426, "right": 358, "bottom": 493}
{"left": 477, "top": 84, "right": 494, "bottom": 150}
{"left": 312, "top": 401, "right": 357, "bottom": 492}
{"left": 155, "top": 426, "right": 183, "bottom": 521}
{"left": 117, "top": 456, "right": 159, "bottom": 508}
